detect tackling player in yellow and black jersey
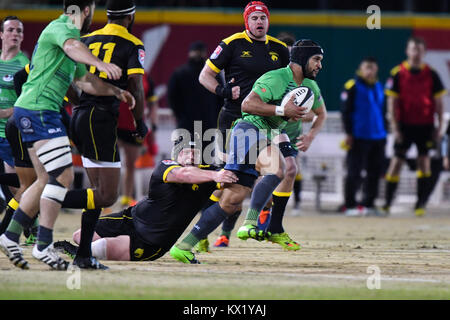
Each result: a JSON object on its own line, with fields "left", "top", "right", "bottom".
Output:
{"left": 57, "top": 138, "right": 238, "bottom": 262}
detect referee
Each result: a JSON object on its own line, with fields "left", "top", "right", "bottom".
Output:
{"left": 384, "top": 37, "right": 447, "bottom": 216}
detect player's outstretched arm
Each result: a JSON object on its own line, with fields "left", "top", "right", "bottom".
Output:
{"left": 63, "top": 39, "right": 122, "bottom": 80}
{"left": 74, "top": 72, "right": 135, "bottom": 109}
{"left": 166, "top": 167, "right": 238, "bottom": 185}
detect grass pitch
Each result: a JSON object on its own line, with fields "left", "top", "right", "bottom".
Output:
{"left": 1, "top": 203, "right": 449, "bottom": 300}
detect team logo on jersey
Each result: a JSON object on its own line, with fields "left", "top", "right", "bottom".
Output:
{"left": 192, "top": 184, "right": 199, "bottom": 191}
{"left": 2, "top": 74, "right": 13, "bottom": 82}
{"left": 269, "top": 52, "right": 279, "bottom": 61}
{"left": 261, "top": 88, "right": 267, "bottom": 93}
{"left": 241, "top": 51, "right": 252, "bottom": 58}
{"left": 138, "top": 49, "right": 146, "bottom": 68}
{"left": 162, "top": 160, "right": 179, "bottom": 166}
{"left": 134, "top": 248, "right": 144, "bottom": 259}
{"left": 340, "top": 91, "right": 348, "bottom": 101}
{"left": 210, "top": 46, "right": 223, "bottom": 60}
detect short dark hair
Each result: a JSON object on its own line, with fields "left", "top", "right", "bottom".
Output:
{"left": 361, "top": 56, "right": 378, "bottom": 64}
{"left": 63, "top": 0, "right": 95, "bottom": 13}
{"left": 1, "top": 16, "right": 22, "bottom": 32}
{"left": 407, "top": 36, "right": 426, "bottom": 48}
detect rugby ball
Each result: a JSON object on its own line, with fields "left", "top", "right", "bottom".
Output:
{"left": 280, "top": 86, "right": 315, "bottom": 116}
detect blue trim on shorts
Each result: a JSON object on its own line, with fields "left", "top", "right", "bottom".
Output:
{"left": 14, "top": 107, "right": 67, "bottom": 143}
{"left": 0, "top": 137, "right": 14, "bottom": 167}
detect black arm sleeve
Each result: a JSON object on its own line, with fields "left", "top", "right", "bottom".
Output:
{"left": 14, "top": 68, "right": 28, "bottom": 97}
{"left": 340, "top": 85, "right": 356, "bottom": 135}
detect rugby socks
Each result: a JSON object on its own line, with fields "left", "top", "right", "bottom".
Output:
{"left": 416, "top": 171, "right": 431, "bottom": 208}
{"left": 36, "top": 225, "right": 53, "bottom": 251}
{"left": 384, "top": 174, "right": 400, "bottom": 208}
{"left": 268, "top": 192, "right": 291, "bottom": 234}
{"left": 76, "top": 208, "right": 102, "bottom": 258}
{"left": 293, "top": 174, "right": 302, "bottom": 205}
{"left": 178, "top": 202, "right": 228, "bottom": 251}
{"left": 177, "top": 233, "right": 199, "bottom": 251}
{"left": 243, "top": 174, "right": 281, "bottom": 226}
{"left": 221, "top": 210, "right": 241, "bottom": 238}
{"left": 0, "top": 198, "right": 19, "bottom": 235}
{"left": 62, "top": 188, "right": 96, "bottom": 210}
{"left": 91, "top": 238, "right": 107, "bottom": 260}
{"left": 24, "top": 216, "right": 39, "bottom": 239}
{"left": 4, "top": 208, "right": 33, "bottom": 243}
{"left": 201, "top": 194, "right": 220, "bottom": 212}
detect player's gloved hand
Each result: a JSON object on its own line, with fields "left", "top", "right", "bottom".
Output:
{"left": 215, "top": 78, "right": 240, "bottom": 100}
{"left": 135, "top": 119, "right": 149, "bottom": 139}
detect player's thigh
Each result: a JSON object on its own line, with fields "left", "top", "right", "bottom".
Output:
{"left": 27, "top": 145, "right": 49, "bottom": 183}
{"left": 72, "top": 107, "right": 120, "bottom": 163}
{"left": 256, "top": 145, "right": 286, "bottom": 177}
{"left": 16, "top": 167, "right": 37, "bottom": 189}
{"left": 104, "top": 236, "right": 131, "bottom": 261}
{"left": 95, "top": 209, "right": 134, "bottom": 238}
{"left": 413, "top": 125, "right": 434, "bottom": 158}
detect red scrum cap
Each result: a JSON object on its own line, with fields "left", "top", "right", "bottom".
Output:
{"left": 243, "top": 1, "right": 270, "bottom": 31}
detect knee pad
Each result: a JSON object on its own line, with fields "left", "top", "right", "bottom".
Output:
{"left": 37, "top": 136, "right": 73, "bottom": 177}
{"left": 41, "top": 176, "right": 68, "bottom": 204}
{"left": 278, "top": 141, "right": 297, "bottom": 159}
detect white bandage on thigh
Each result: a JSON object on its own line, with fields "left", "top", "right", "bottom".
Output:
{"left": 81, "top": 156, "right": 122, "bottom": 169}
{"left": 41, "top": 183, "right": 68, "bottom": 204}
{"left": 91, "top": 238, "right": 107, "bottom": 260}
{"left": 37, "top": 136, "right": 72, "bottom": 173}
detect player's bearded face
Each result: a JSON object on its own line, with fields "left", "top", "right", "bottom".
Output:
{"left": 179, "top": 148, "right": 201, "bottom": 166}
{"left": 304, "top": 54, "right": 323, "bottom": 80}
{"left": 247, "top": 12, "right": 268, "bottom": 39}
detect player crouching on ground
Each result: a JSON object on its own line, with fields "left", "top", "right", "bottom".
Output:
{"left": 55, "top": 138, "right": 237, "bottom": 262}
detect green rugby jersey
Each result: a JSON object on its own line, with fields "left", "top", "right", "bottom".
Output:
{"left": 15, "top": 14, "right": 86, "bottom": 113}
{"left": 0, "top": 51, "right": 29, "bottom": 137}
{"left": 283, "top": 78, "right": 324, "bottom": 150}
{"left": 242, "top": 66, "right": 323, "bottom": 141}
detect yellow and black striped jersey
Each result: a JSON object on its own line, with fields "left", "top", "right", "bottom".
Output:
{"left": 206, "top": 31, "right": 290, "bottom": 115}
{"left": 79, "top": 23, "right": 145, "bottom": 113}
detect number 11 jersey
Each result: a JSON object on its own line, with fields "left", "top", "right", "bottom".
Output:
{"left": 80, "top": 23, "right": 145, "bottom": 114}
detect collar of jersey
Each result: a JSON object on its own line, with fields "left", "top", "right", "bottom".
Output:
{"left": 103, "top": 23, "right": 129, "bottom": 34}
{"left": 241, "top": 30, "right": 271, "bottom": 45}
